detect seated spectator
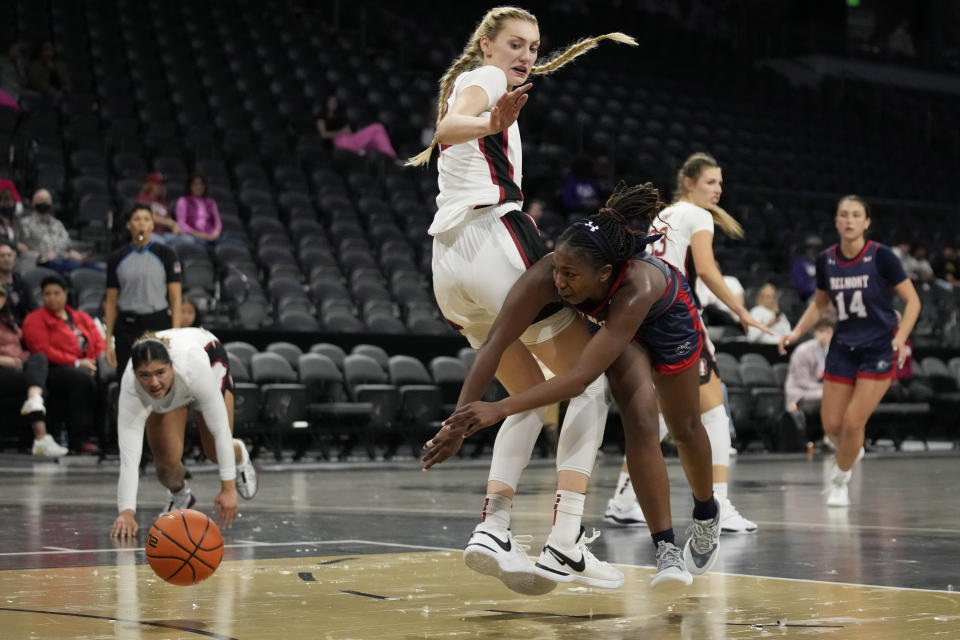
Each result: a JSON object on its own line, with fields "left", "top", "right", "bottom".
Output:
{"left": 20, "top": 189, "right": 90, "bottom": 273}
{"left": 175, "top": 174, "right": 221, "bottom": 245}
{"left": 901, "top": 243, "right": 935, "bottom": 286}
{"left": 180, "top": 297, "right": 201, "bottom": 328}
{"left": 21, "top": 274, "right": 104, "bottom": 453}
{"left": 0, "top": 282, "right": 66, "bottom": 456}
{"left": 561, "top": 156, "right": 601, "bottom": 215}
{"left": 0, "top": 189, "right": 26, "bottom": 253}
{"left": 0, "top": 240, "right": 35, "bottom": 324}
{"left": 695, "top": 261, "right": 745, "bottom": 327}
{"left": 746, "top": 283, "right": 792, "bottom": 344}
{"left": 0, "top": 177, "right": 24, "bottom": 216}
{"left": 137, "top": 172, "right": 182, "bottom": 244}
{"left": 27, "top": 41, "right": 70, "bottom": 101}
{"left": 315, "top": 95, "right": 397, "bottom": 159}
{"left": 784, "top": 318, "right": 833, "bottom": 410}
{"left": 0, "top": 41, "right": 27, "bottom": 102}
{"left": 790, "top": 235, "right": 821, "bottom": 302}
{"left": 932, "top": 243, "right": 958, "bottom": 289}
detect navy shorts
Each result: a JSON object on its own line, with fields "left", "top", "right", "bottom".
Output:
{"left": 641, "top": 280, "right": 704, "bottom": 376}
{"left": 823, "top": 335, "right": 896, "bottom": 385}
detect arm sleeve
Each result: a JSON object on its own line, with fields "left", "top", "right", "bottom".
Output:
{"left": 187, "top": 349, "right": 236, "bottom": 482}
{"left": 116, "top": 368, "right": 152, "bottom": 513}
{"left": 876, "top": 244, "right": 908, "bottom": 286}
{"left": 161, "top": 246, "right": 182, "bottom": 283}
{"left": 458, "top": 66, "right": 508, "bottom": 110}
{"left": 815, "top": 251, "right": 829, "bottom": 292}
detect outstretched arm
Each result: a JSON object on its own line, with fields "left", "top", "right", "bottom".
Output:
{"left": 436, "top": 83, "right": 531, "bottom": 145}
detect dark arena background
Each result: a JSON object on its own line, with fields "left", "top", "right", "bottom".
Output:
{"left": 1, "top": 1, "right": 959, "bottom": 638}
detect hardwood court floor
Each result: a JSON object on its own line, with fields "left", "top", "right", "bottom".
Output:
{"left": 1, "top": 451, "right": 959, "bottom": 639}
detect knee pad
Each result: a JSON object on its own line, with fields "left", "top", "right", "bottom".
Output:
{"left": 701, "top": 404, "right": 731, "bottom": 467}
{"left": 557, "top": 375, "right": 608, "bottom": 477}
{"left": 487, "top": 407, "right": 546, "bottom": 490}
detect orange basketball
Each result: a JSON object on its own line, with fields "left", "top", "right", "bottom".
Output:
{"left": 145, "top": 509, "right": 223, "bottom": 586}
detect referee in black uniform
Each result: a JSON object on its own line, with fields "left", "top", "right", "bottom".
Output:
{"left": 104, "top": 204, "right": 182, "bottom": 375}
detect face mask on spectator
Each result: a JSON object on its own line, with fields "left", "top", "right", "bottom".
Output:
{"left": 35, "top": 203, "right": 52, "bottom": 213}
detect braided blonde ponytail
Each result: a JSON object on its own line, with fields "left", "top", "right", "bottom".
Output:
{"left": 407, "top": 7, "right": 636, "bottom": 167}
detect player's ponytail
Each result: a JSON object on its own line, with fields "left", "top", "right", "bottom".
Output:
{"left": 675, "top": 152, "right": 744, "bottom": 239}
{"left": 131, "top": 333, "right": 172, "bottom": 369}
{"left": 407, "top": 7, "right": 636, "bottom": 167}
{"left": 558, "top": 182, "right": 665, "bottom": 269}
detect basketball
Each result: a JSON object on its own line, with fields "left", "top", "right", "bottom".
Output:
{"left": 145, "top": 509, "right": 223, "bottom": 586}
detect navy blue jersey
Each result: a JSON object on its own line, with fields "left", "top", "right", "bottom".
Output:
{"left": 573, "top": 253, "right": 703, "bottom": 374}
{"left": 815, "top": 241, "right": 907, "bottom": 348}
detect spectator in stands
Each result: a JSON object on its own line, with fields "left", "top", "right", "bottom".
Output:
{"left": 784, "top": 318, "right": 833, "bottom": 410}
{"left": 694, "top": 259, "right": 745, "bottom": 327}
{"left": 137, "top": 172, "right": 181, "bottom": 244}
{"left": 175, "top": 174, "right": 221, "bottom": 245}
{"left": 746, "top": 283, "right": 792, "bottom": 344}
{"left": 27, "top": 41, "right": 70, "bottom": 101}
{"left": 0, "top": 189, "right": 26, "bottom": 253}
{"left": 903, "top": 243, "right": 935, "bottom": 286}
{"left": 104, "top": 204, "right": 182, "bottom": 376}
{"left": 180, "top": 297, "right": 201, "bottom": 328}
{"left": 887, "top": 19, "right": 916, "bottom": 60}
{"left": 0, "top": 282, "right": 66, "bottom": 456}
{"left": 20, "top": 189, "right": 90, "bottom": 273}
{"left": 790, "top": 235, "right": 821, "bottom": 302}
{"left": 0, "top": 240, "right": 34, "bottom": 324}
{"left": 560, "top": 156, "right": 601, "bottom": 216}
{"left": 315, "top": 95, "right": 397, "bottom": 159}
{"left": 21, "top": 274, "right": 104, "bottom": 453}
{"left": 0, "top": 42, "right": 27, "bottom": 102}
{"left": 932, "top": 243, "right": 958, "bottom": 290}
{"left": 0, "top": 176, "right": 23, "bottom": 216}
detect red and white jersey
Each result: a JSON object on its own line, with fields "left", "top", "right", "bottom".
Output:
{"left": 647, "top": 201, "right": 714, "bottom": 294}
{"left": 430, "top": 65, "right": 523, "bottom": 235}
{"left": 116, "top": 327, "right": 234, "bottom": 513}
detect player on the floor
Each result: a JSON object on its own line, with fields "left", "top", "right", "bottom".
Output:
{"left": 779, "top": 195, "right": 919, "bottom": 507}
{"left": 604, "top": 152, "right": 769, "bottom": 534}
{"left": 407, "top": 6, "right": 637, "bottom": 594}
{"left": 109, "top": 328, "right": 258, "bottom": 538}
{"left": 429, "top": 182, "right": 725, "bottom": 581}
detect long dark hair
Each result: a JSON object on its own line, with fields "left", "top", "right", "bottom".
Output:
{"left": 557, "top": 182, "right": 665, "bottom": 269}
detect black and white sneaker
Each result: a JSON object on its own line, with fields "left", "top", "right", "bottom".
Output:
{"left": 683, "top": 497, "right": 721, "bottom": 576}
{"left": 161, "top": 486, "right": 196, "bottom": 516}
{"left": 234, "top": 439, "right": 258, "bottom": 500}
{"left": 463, "top": 523, "right": 556, "bottom": 595}
{"left": 603, "top": 499, "right": 647, "bottom": 527}
{"left": 533, "top": 528, "right": 624, "bottom": 589}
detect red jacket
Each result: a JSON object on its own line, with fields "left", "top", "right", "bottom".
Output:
{"left": 22, "top": 305, "right": 105, "bottom": 366}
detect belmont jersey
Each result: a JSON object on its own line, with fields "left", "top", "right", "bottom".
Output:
{"left": 816, "top": 241, "right": 907, "bottom": 348}
{"left": 646, "top": 201, "right": 714, "bottom": 297}
{"left": 430, "top": 66, "right": 523, "bottom": 235}
{"left": 573, "top": 253, "right": 702, "bottom": 371}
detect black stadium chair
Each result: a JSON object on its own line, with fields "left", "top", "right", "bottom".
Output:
{"left": 250, "top": 352, "right": 307, "bottom": 460}
{"left": 343, "top": 354, "right": 401, "bottom": 458}
{"left": 388, "top": 355, "right": 444, "bottom": 454}
{"left": 299, "top": 353, "right": 374, "bottom": 459}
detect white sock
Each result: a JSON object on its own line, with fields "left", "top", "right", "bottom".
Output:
{"left": 551, "top": 490, "right": 585, "bottom": 548}
{"left": 235, "top": 438, "right": 250, "bottom": 465}
{"left": 612, "top": 470, "right": 636, "bottom": 508}
{"left": 714, "top": 481, "right": 728, "bottom": 506}
{"left": 480, "top": 494, "right": 512, "bottom": 531}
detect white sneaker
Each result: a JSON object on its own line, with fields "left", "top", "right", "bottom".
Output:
{"left": 534, "top": 528, "right": 625, "bottom": 589}
{"left": 21, "top": 395, "right": 46, "bottom": 415}
{"left": 32, "top": 434, "right": 67, "bottom": 457}
{"left": 463, "top": 523, "right": 556, "bottom": 595}
{"left": 683, "top": 498, "right": 721, "bottom": 576}
{"left": 161, "top": 486, "right": 196, "bottom": 515}
{"left": 651, "top": 541, "right": 692, "bottom": 589}
{"left": 826, "top": 466, "right": 851, "bottom": 507}
{"left": 720, "top": 499, "right": 758, "bottom": 533}
{"left": 604, "top": 499, "right": 647, "bottom": 527}
{"left": 235, "top": 439, "right": 258, "bottom": 500}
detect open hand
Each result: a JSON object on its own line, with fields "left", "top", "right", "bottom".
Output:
{"left": 489, "top": 83, "right": 532, "bottom": 134}
{"left": 213, "top": 486, "right": 238, "bottom": 529}
{"left": 110, "top": 510, "right": 139, "bottom": 539}
{"left": 420, "top": 424, "right": 465, "bottom": 471}
{"left": 443, "top": 401, "right": 506, "bottom": 437}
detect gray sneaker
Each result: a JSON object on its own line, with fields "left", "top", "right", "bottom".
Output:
{"left": 651, "top": 541, "right": 692, "bottom": 588}
{"left": 683, "top": 497, "right": 721, "bottom": 576}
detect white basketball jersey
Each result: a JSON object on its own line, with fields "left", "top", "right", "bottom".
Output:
{"left": 430, "top": 66, "right": 523, "bottom": 235}
{"left": 647, "top": 201, "right": 714, "bottom": 292}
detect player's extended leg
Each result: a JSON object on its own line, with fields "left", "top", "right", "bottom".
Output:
{"left": 655, "top": 363, "right": 721, "bottom": 576}
{"left": 146, "top": 407, "right": 195, "bottom": 513}
{"left": 196, "top": 390, "right": 258, "bottom": 500}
